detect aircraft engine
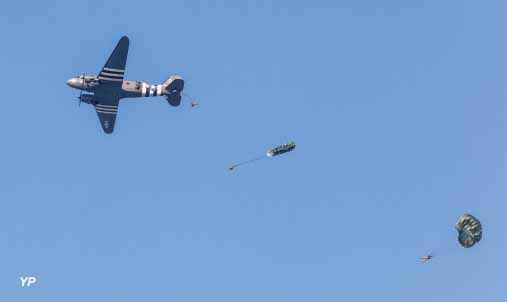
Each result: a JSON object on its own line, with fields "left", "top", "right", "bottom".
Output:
{"left": 79, "top": 93, "right": 96, "bottom": 105}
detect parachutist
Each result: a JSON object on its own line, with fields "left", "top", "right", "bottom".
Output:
{"left": 229, "top": 141, "right": 296, "bottom": 171}
{"left": 420, "top": 255, "right": 433, "bottom": 263}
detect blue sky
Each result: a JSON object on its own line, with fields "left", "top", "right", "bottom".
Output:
{"left": 1, "top": 0, "right": 506, "bottom": 300}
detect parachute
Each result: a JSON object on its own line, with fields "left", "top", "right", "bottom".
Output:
{"left": 455, "top": 214, "right": 482, "bottom": 248}
{"left": 229, "top": 141, "right": 296, "bottom": 171}
{"left": 267, "top": 141, "right": 296, "bottom": 157}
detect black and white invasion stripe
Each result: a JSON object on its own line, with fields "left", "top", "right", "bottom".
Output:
{"left": 98, "top": 67, "right": 124, "bottom": 82}
{"left": 140, "top": 83, "right": 163, "bottom": 97}
{"left": 95, "top": 104, "right": 118, "bottom": 115}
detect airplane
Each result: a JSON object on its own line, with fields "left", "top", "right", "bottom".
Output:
{"left": 66, "top": 36, "right": 184, "bottom": 133}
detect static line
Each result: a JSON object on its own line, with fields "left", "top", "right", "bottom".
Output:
{"left": 229, "top": 156, "right": 266, "bottom": 171}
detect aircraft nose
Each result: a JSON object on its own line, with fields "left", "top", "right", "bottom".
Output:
{"left": 66, "top": 77, "right": 78, "bottom": 87}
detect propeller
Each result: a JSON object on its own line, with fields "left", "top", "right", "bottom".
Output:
{"left": 78, "top": 73, "right": 85, "bottom": 107}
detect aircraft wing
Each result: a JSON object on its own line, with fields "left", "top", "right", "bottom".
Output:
{"left": 94, "top": 96, "right": 120, "bottom": 134}
{"left": 98, "top": 36, "right": 129, "bottom": 86}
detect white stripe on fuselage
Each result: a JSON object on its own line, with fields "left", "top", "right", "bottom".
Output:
{"left": 141, "top": 83, "right": 147, "bottom": 96}
{"left": 138, "top": 83, "right": 163, "bottom": 97}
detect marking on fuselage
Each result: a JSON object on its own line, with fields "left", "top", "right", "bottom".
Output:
{"left": 141, "top": 83, "right": 147, "bottom": 96}
{"left": 156, "top": 85, "right": 162, "bottom": 96}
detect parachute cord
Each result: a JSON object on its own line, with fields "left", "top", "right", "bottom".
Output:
{"left": 182, "top": 92, "right": 196, "bottom": 102}
{"left": 427, "top": 227, "right": 459, "bottom": 260}
{"left": 229, "top": 156, "right": 266, "bottom": 170}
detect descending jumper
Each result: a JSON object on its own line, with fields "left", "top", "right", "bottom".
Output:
{"left": 229, "top": 141, "right": 296, "bottom": 171}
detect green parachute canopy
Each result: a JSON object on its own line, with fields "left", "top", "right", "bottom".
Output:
{"left": 267, "top": 141, "right": 296, "bottom": 157}
{"left": 229, "top": 141, "right": 296, "bottom": 171}
{"left": 455, "top": 214, "right": 482, "bottom": 248}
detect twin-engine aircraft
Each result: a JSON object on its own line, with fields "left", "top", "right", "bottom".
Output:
{"left": 66, "top": 36, "right": 184, "bottom": 133}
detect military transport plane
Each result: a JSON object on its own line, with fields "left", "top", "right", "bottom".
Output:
{"left": 66, "top": 36, "right": 184, "bottom": 133}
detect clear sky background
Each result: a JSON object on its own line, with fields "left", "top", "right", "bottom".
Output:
{"left": 0, "top": 0, "right": 506, "bottom": 301}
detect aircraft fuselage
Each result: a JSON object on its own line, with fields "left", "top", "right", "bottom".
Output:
{"left": 66, "top": 75, "right": 178, "bottom": 99}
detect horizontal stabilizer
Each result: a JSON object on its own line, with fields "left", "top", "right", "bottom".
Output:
{"left": 166, "top": 93, "right": 182, "bottom": 106}
{"left": 163, "top": 76, "right": 184, "bottom": 106}
{"left": 163, "top": 76, "right": 184, "bottom": 94}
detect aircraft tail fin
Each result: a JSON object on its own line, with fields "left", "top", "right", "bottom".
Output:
{"left": 163, "top": 75, "right": 184, "bottom": 106}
